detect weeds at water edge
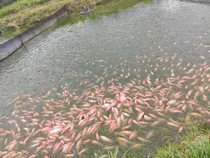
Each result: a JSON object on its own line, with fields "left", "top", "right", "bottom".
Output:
{"left": 94, "top": 124, "right": 210, "bottom": 158}
{"left": 94, "top": 146, "right": 147, "bottom": 158}
{"left": 155, "top": 124, "right": 210, "bottom": 158}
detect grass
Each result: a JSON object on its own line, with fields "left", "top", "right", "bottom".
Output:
{"left": 155, "top": 123, "right": 210, "bottom": 158}
{"left": 93, "top": 123, "right": 210, "bottom": 158}
{"left": 0, "top": 0, "right": 151, "bottom": 38}
{"left": 5, "top": 0, "right": 71, "bottom": 36}
{"left": 89, "top": 0, "right": 152, "bottom": 18}
{"left": 0, "top": 0, "right": 45, "bottom": 18}
{"left": 57, "top": 0, "right": 152, "bottom": 29}
{"left": 0, "top": 0, "right": 72, "bottom": 38}
{"left": 93, "top": 147, "right": 145, "bottom": 158}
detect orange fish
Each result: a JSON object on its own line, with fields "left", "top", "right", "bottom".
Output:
{"left": 100, "top": 135, "right": 113, "bottom": 143}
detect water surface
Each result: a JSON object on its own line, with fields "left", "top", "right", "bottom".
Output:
{"left": 0, "top": 0, "right": 210, "bottom": 115}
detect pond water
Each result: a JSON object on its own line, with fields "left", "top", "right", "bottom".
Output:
{"left": 0, "top": 0, "right": 210, "bottom": 157}
{"left": 0, "top": 0, "right": 210, "bottom": 113}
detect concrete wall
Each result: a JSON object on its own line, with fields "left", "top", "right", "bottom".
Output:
{"left": 0, "top": 5, "right": 68, "bottom": 62}
{"left": 0, "top": 36, "right": 22, "bottom": 61}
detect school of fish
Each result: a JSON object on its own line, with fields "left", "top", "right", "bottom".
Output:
{"left": 0, "top": 53, "right": 210, "bottom": 158}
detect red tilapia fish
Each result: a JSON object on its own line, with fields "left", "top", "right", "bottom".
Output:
{"left": 1, "top": 54, "right": 210, "bottom": 158}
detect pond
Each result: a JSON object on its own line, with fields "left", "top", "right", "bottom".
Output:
{"left": 0, "top": 0, "right": 210, "bottom": 157}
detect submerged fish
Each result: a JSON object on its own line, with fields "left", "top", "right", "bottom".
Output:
{"left": 1, "top": 54, "right": 210, "bottom": 158}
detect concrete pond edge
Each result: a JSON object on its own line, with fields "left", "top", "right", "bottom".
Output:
{"left": 0, "top": 4, "right": 69, "bottom": 62}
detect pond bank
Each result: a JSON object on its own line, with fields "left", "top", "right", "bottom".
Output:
{"left": 94, "top": 123, "right": 210, "bottom": 158}
{"left": 0, "top": 0, "right": 145, "bottom": 62}
{"left": 155, "top": 123, "right": 210, "bottom": 158}
{"left": 0, "top": 5, "right": 68, "bottom": 61}
{"left": 0, "top": 0, "right": 143, "bottom": 39}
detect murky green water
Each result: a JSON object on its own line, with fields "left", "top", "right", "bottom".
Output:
{"left": 1, "top": 0, "right": 210, "bottom": 157}
{"left": 0, "top": 0, "right": 209, "bottom": 110}
{"left": 1, "top": 0, "right": 210, "bottom": 114}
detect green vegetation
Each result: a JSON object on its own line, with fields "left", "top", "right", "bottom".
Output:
{"left": 88, "top": 0, "right": 152, "bottom": 19}
{"left": 0, "top": 0, "right": 49, "bottom": 18}
{"left": 93, "top": 147, "right": 144, "bottom": 158}
{"left": 0, "top": 0, "right": 16, "bottom": 9}
{"left": 57, "top": 0, "right": 152, "bottom": 29}
{"left": 91, "top": 0, "right": 141, "bottom": 16}
{"left": 0, "top": 0, "right": 72, "bottom": 37}
{"left": 93, "top": 124, "right": 210, "bottom": 158}
{"left": 0, "top": 0, "right": 151, "bottom": 38}
{"left": 155, "top": 124, "right": 210, "bottom": 158}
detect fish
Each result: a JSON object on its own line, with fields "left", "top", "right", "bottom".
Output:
{"left": 75, "top": 133, "right": 82, "bottom": 141}
{"left": 78, "top": 148, "right": 88, "bottom": 156}
{"left": 151, "top": 120, "right": 163, "bottom": 127}
{"left": 137, "top": 137, "right": 149, "bottom": 143}
{"left": 64, "top": 154, "right": 75, "bottom": 158}
{"left": 116, "top": 137, "right": 131, "bottom": 147}
{"left": 200, "top": 55, "right": 205, "bottom": 59}
{"left": 167, "top": 100, "right": 176, "bottom": 106}
{"left": 146, "top": 130, "right": 154, "bottom": 139}
{"left": 198, "top": 86, "right": 205, "bottom": 94}
{"left": 83, "top": 139, "right": 91, "bottom": 144}
{"left": 137, "top": 112, "right": 145, "bottom": 121}
{"left": 129, "top": 131, "right": 137, "bottom": 140}
{"left": 167, "top": 122, "right": 180, "bottom": 128}
{"left": 52, "top": 142, "right": 62, "bottom": 154}
{"left": 76, "top": 139, "right": 82, "bottom": 151}
{"left": 144, "top": 115, "right": 152, "bottom": 121}
{"left": 5, "top": 140, "right": 18, "bottom": 151}
{"left": 100, "top": 135, "right": 113, "bottom": 143}
{"left": 28, "top": 155, "right": 38, "bottom": 158}
{"left": 168, "top": 109, "right": 183, "bottom": 114}
{"left": 62, "top": 142, "right": 72, "bottom": 153}
{"left": 23, "top": 136, "right": 31, "bottom": 145}
{"left": 117, "top": 117, "right": 121, "bottom": 128}
{"left": 48, "top": 127, "right": 62, "bottom": 135}
{"left": 91, "top": 140, "right": 103, "bottom": 146}
{"left": 178, "top": 126, "right": 184, "bottom": 133}
{"left": 3, "top": 54, "right": 210, "bottom": 158}
{"left": 190, "top": 112, "right": 202, "bottom": 118}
